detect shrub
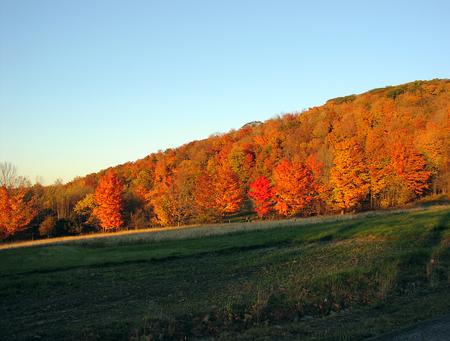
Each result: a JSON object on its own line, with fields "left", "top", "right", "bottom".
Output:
{"left": 39, "top": 216, "right": 57, "bottom": 237}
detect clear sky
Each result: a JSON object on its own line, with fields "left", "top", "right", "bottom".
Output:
{"left": 1, "top": 0, "right": 449, "bottom": 184}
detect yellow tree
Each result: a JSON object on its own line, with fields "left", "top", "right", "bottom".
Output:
{"left": 330, "top": 139, "right": 369, "bottom": 212}
{"left": 93, "top": 170, "right": 124, "bottom": 231}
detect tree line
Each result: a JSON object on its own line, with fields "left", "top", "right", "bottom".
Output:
{"left": 1, "top": 79, "right": 449, "bottom": 240}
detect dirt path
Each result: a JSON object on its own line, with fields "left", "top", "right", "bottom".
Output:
{"left": 375, "top": 314, "right": 450, "bottom": 340}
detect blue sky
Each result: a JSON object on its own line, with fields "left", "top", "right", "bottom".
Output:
{"left": 1, "top": 0, "right": 449, "bottom": 184}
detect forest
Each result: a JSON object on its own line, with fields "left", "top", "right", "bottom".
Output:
{"left": 1, "top": 79, "right": 449, "bottom": 241}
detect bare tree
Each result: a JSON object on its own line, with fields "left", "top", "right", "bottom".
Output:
{"left": 0, "top": 162, "right": 17, "bottom": 187}
{"left": 0, "top": 162, "right": 29, "bottom": 188}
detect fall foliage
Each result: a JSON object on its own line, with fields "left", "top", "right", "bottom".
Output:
{"left": 2, "top": 79, "right": 450, "bottom": 240}
{"left": 272, "top": 159, "right": 318, "bottom": 216}
{"left": 330, "top": 139, "right": 369, "bottom": 212}
{"left": 193, "top": 172, "right": 219, "bottom": 222}
{"left": 93, "top": 171, "right": 124, "bottom": 230}
{"left": 390, "top": 141, "right": 431, "bottom": 196}
{"left": 213, "top": 164, "right": 244, "bottom": 217}
{"left": 248, "top": 176, "right": 273, "bottom": 218}
{"left": 0, "top": 186, "right": 36, "bottom": 239}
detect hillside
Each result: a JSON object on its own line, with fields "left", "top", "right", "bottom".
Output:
{"left": 1, "top": 79, "right": 449, "bottom": 240}
{"left": 1, "top": 206, "right": 449, "bottom": 339}
{"left": 64, "top": 80, "right": 450, "bottom": 225}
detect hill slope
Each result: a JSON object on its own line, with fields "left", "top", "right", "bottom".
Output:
{"left": 13, "top": 79, "right": 449, "bottom": 239}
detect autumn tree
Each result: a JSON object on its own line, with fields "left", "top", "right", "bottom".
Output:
{"left": 390, "top": 141, "right": 431, "bottom": 198}
{"left": 39, "top": 215, "right": 57, "bottom": 237}
{"left": 417, "top": 119, "right": 450, "bottom": 194}
{"left": 132, "top": 169, "right": 154, "bottom": 202}
{"left": 0, "top": 163, "right": 36, "bottom": 239}
{"left": 171, "top": 160, "right": 199, "bottom": 225}
{"left": 213, "top": 164, "right": 244, "bottom": 217}
{"left": 366, "top": 139, "right": 431, "bottom": 208}
{"left": 191, "top": 158, "right": 244, "bottom": 221}
{"left": 0, "top": 186, "right": 36, "bottom": 239}
{"left": 74, "top": 193, "right": 97, "bottom": 228}
{"left": 93, "top": 170, "right": 124, "bottom": 231}
{"left": 330, "top": 139, "right": 369, "bottom": 212}
{"left": 365, "top": 128, "right": 391, "bottom": 208}
{"left": 193, "top": 172, "right": 220, "bottom": 222}
{"left": 228, "top": 144, "right": 255, "bottom": 184}
{"left": 248, "top": 175, "right": 273, "bottom": 218}
{"left": 150, "top": 160, "right": 199, "bottom": 226}
{"left": 272, "top": 159, "right": 317, "bottom": 217}
{"left": 149, "top": 176, "right": 175, "bottom": 226}
{"left": 305, "top": 154, "right": 326, "bottom": 213}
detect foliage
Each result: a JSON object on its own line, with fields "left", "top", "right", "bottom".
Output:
{"left": 248, "top": 175, "right": 273, "bottom": 217}
{"left": 272, "top": 159, "right": 317, "bottom": 216}
{"left": 74, "top": 193, "right": 96, "bottom": 215}
{"left": 73, "top": 193, "right": 98, "bottom": 232}
{"left": 38, "top": 215, "right": 57, "bottom": 237}
{"left": 390, "top": 141, "right": 431, "bottom": 196}
{"left": 0, "top": 186, "right": 37, "bottom": 239}
{"left": 331, "top": 139, "right": 370, "bottom": 211}
{"left": 213, "top": 164, "right": 244, "bottom": 216}
{"left": 129, "top": 208, "right": 152, "bottom": 229}
{"left": 93, "top": 171, "right": 124, "bottom": 231}
{"left": 3, "top": 79, "right": 450, "bottom": 240}
{"left": 193, "top": 172, "right": 221, "bottom": 223}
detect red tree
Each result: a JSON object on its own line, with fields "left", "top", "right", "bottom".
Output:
{"left": 248, "top": 175, "right": 273, "bottom": 218}
{"left": 94, "top": 170, "right": 124, "bottom": 231}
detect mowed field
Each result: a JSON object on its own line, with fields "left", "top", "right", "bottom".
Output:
{"left": 1, "top": 207, "right": 449, "bottom": 340}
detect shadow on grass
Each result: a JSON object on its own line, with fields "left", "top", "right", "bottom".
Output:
{"left": 393, "top": 211, "right": 449, "bottom": 296}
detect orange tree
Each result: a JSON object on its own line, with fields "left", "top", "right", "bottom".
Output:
{"left": 93, "top": 170, "right": 124, "bottom": 231}
{"left": 213, "top": 164, "right": 244, "bottom": 217}
{"left": 390, "top": 141, "right": 431, "bottom": 197}
{"left": 330, "top": 139, "right": 369, "bottom": 212}
{"left": 272, "top": 159, "right": 317, "bottom": 217}
{"left": 0, "top": 186, "right": 36, "bottom": 239}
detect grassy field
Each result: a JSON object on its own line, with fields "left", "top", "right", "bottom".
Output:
{"left": 0, "top": 206, "right": 449, "bottom": 340}
{"left": 0, "top": 208, "right": 421, "bottom": 251}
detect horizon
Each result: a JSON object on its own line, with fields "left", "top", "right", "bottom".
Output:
{"left": 1, "top": 0, "right": 450, "bottom": 184}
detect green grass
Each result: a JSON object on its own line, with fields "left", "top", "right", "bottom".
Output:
{"left": 1, "top": 207, "right": 449, "bottom": 340}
